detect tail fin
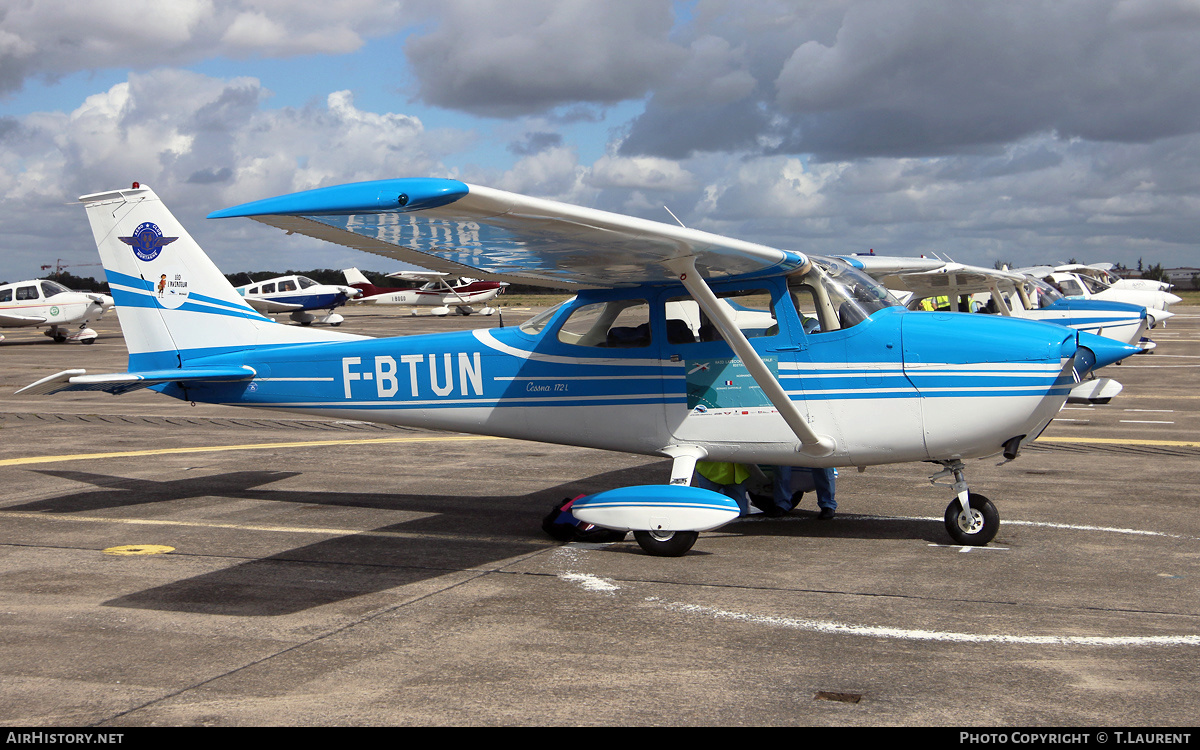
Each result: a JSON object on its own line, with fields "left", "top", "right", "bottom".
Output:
{"left": 342, "top": 267, "right": 370, "bottom": 286}
{"left": 81, "top": 184, "right": 361, "bottom": 370}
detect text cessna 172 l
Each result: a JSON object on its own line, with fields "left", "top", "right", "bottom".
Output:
{"left": 0, "top": 278, "right": 113, "bottom": 344}
{"left": 19, "top": 180, "right": 1138, "bottom": 556}
{"left": 343, "top": 267, "right": 504, "bottom": 316}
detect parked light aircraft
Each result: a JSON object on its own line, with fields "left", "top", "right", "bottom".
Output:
{"left": 1057, "top": 263, "right": 1174, "bottom": 293}
{"left": 234, "top": 274, "right": 361, "bottom": 326}
{"left": 342, "top": 267, "right": 503, "bottom": 316}
{"left": 840, "top": 256, "right": 1152, "bottom": 404}
{"left": 1028, "top": 267, "right": 1180, "bottom": 320}
{"left": 0, "top": 278, "right": 113, "bottom": 344}
{"left": 20, "top": 181, "right": 1139, "bottom": 556}
{"left": 845, "top": 257, "right": 1157, "bottom": 350}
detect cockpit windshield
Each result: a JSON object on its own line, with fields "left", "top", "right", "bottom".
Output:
{"left": 1026, "top": 278, "right": 1063, "bottom": 308}
{"left": 39, "top": 280, "right": 71, "bottom": 297}
{"left": 787, "top": 256, "right": 901, "bottom": 332}
{"left": 519, "top": 298, "right": 572, "bottom": 335}
{"left": 297, "top": 276, "right": 318, "bottom": 289}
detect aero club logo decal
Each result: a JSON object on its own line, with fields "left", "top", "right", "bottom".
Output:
{"left": 119, "top": 222, "right": 178, "bottom": 262}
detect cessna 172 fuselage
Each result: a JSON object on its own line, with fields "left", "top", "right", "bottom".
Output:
{"left": 21, "top": 181, "right": 1138, "bottom": 555}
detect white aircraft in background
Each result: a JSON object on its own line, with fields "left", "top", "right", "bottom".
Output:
{"left": 234, "top": 274, "right": 361, "bottom": 326}
{"left": 342, "top": 268, "right": 504, "bottom": 316}
{"left": 1057, "top": 263, "right": 1175, "bottom": 293}
{"left": 0, "top": 278, "right": 113, "bottom": 344}
{"left": 22, "top": 181, "right": 1139, "bottom": 556}
{"left": 1027, "top": 267, "right": 1180, "bottom": 321}
{"left": 841, "top": 256, "right": 1153, "bottom": 404}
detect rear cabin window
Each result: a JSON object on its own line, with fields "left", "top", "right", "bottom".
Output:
{"left": 260, "top": 282, "right": 276, "bottom": 294}
{"left": 557, "top": 299, "right": 651, "bottom": 348}
{"left": 0, "top": 288, "right": 11, "bottom": 302}
{"left": 664, "top": 289, "right": 777, "bottom": 345}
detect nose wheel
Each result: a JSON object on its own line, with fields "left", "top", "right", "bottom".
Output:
{"left": 944, "top": 492, "right": 999, "bottom": 545}
{"left": 931, "top": 461, "right": 1000, "bottom": 545}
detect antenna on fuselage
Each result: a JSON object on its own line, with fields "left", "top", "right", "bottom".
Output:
{"left": 663, "top": 206, "right": 686, "bottom": 228}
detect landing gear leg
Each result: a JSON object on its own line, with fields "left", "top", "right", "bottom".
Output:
{"left": 930, "top": 460, "right": 999, "bottom": 545}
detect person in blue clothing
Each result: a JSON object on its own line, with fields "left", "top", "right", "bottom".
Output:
{"left": 751, "top": 465, "right": 837, "bottom": 519}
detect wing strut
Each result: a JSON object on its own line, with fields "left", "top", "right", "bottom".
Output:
{"left": 663, "top": 256, "right": 835, "bottom": 458}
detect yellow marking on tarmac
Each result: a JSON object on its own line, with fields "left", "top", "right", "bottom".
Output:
{"left": 0, "top": 434, "right": 506, "bottom": 468}
{"left": 103, "top": 544, "right": 174, "bottom": 556}
{"left": 0, "top": 511, "right": 508, "bottom": 543}
{"left": 1038, "top": 436, "right": 1200, "bottom": 448}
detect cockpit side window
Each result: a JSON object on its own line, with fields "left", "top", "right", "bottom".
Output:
{"left": 16, "top": 286, "right": 39, "bottom": 301}
{"left": 664, "top": 289, "right": 778, "bottom": 345}
{"left": 1055, "top": 278, "right": 1085, "bottom": 296}
{"left": 278, "top": 279, "right": 297, "bottom": 292}
{"left": 261, "top": 282, "right": 276, "bottom": 294}
{"left": 557, "top": 299, "right": 651, "bottom": 348}
{"left": 0, "top": 288, "right": 12, "bottom": 303}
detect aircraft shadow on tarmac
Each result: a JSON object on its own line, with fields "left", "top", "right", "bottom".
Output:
{"left": 13, "top": 464, "right": 638, "bottom": 616}
{"left": 17, "top": 466, "right": 948, "bottom": 616}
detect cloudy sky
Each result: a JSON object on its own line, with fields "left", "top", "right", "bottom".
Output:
{"left": 2, "top": 0, "right": 1199, "bottom": 282}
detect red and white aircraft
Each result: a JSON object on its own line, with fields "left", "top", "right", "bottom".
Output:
{"left": 342, "top": 268, "right": 505, "bottom": 316}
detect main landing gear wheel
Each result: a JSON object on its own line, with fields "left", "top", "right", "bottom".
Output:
{"left": 633, "top": 529, "right": 699, "bottom": 557}
{"left": 944, "top": 492, "right": 999, "bottom": 546}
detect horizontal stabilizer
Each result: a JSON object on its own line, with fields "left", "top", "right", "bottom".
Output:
{"left": 18, "top": 366, "right": 257, "bottom": 396}
{"left": 243, "top": 297, "right": 303, "bottom": 313}
{"left": 1067, "top": 377, "right": 1123, "bottom": 405}
{"left": 570, "top": 484, "right": 741, "bottom": 533}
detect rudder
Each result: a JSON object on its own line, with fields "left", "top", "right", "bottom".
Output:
{"left": 80, "top": 184, "right": 360, "bottom": 370}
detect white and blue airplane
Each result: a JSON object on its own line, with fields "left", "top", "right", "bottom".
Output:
{"left": 234, "top": 274, "right": 361, "bottom": 326}
{"left": 19, "top": 181, "right": 1139, "bottom": 556}
{"left": 840, "top": 257, "right": 1154, "bottom": 404}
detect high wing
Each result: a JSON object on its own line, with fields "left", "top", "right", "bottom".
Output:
{"left": 207, "top": 179, "right": 808, "bottom": 288}
{"left": 0, "top": 312, "right": 48, "bottom": 326}
{"left": 385, "top": 270, "right": 450, "bottom": 281}
{"left": 870, "top": 262, "right": 1029, "bottom": 299}
{"left": 835, "top": 254, "right": 947, "bottom": 276}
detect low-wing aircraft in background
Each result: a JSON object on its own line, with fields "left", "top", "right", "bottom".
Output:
{"left": 234, "top": 274, "right": 361, "bottom": 326}
{"left": 342, "top": 267, "right": 504, "bottom": 316}
{"left": 0, "top": 278, "right": 113, "bottom": 344}
{"left": 20, "top": 181, "right": 1139, "bottom": 556}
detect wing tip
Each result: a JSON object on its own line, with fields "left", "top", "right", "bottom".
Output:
{"left": 207, "top": 178, "right": 470, "bottom": 220}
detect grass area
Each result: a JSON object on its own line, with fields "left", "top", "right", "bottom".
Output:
{"left": 1171, "top": 289, "right": 1200, "bottom": 305}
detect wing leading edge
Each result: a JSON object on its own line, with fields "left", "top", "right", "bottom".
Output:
{"left": 208, "top": 179, "right": 808, "bottom": 289}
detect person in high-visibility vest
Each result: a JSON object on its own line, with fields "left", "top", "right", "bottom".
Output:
{"left": 694, "top": 461, "right": 751, "bottom": 516}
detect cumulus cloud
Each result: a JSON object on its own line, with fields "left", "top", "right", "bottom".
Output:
{"left": 613, "top": 0, "right": 1200, "bottom": 160}
{"left": 405, "top": 0, "right": 687, "bottom": 117}
{"left": 0, "top": 0, "right": 413, "bottom": 95}
{"left": 0, "top": 69, "right": 461, "bottom": 278}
